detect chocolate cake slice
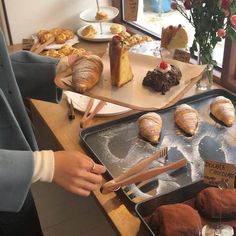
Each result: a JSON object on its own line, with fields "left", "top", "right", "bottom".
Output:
{"left": 143, "top": 61, "right": 182, "bottom": 95}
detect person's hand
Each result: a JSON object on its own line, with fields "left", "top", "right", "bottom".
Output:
{"left": 53, "top": 151, "right": 106, "bottom": 196}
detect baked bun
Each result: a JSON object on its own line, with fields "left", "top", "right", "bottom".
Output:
{"left": 150, "top": 203, "right": 202, "bottom": 236}
{"left": 72, "top": 55, "right": 103, "bottom": 93}
{"left": 195, "top": 187, "right": 236, "bottom": 219}
{"left": 95, "top": 11, "right": 108, "bottom": 20}
{"left": 138, "top": 112, "right": 162, "bottom": 144}
{"left": 81, "top": 25, "right": 97, "bottom": 38}
{"left": 55, "top": 33, "right": 67, "bottom": 44}
{"left": 210, "top": 96, "right": 235, "bottom": 127}
{"left": 36, "top": 28, "right": 74, "bottom": 44}
{"left": 174, "top": 104, "right": 199, "bottom": 136}
{"left": 161, "top": 24, "right": 188, "bottom": 49}
{"left": 110, "top": 24, "right": 123, "bottom": 34}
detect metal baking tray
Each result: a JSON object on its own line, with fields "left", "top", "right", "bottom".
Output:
{"left": 80, "top": 89, "right": 236, "bottom": 208}
{"left": 135, "top": 180, "right": 236, "bottom": 235}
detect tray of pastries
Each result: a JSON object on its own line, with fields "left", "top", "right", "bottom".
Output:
{"left": 80, "top": 89, "right": 236, "bottom": 208}
{"left": 135, "top": 180, "right": 236, "bottom": 235}
{"left": 32, "top": 28, "right": 79, "bottom": 50}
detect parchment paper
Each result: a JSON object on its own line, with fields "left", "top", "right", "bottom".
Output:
{"left": 61, "top": 52, "right": 206, "bottom": 110}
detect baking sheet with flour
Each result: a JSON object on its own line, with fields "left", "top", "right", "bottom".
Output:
{"left": 80, "top": 90, "right": 236, "bottom": 205}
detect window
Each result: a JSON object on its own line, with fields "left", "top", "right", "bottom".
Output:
{"left": 112, "top": 0, "right": 236, "bottom": 92}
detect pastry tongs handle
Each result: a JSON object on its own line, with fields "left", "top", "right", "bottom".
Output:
{"left": 101, "top": 147, "right": 169, "bottom": 194}
{"left": 101, "top": 157, "right": 187, "bottom": 194}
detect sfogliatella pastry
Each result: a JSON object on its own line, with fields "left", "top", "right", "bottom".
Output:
{"left": 210, "top": 96, "right": 235, "bottom": 127}
{"left": 81, "top": 25, "right": 97, "bottom": 38}
{"left": 174, "top": 104, "right": 199, "bottom": 135}
{"left": 95, "top": 11, "right": 108, "bottom": 20}
{"left": 195, "top": 187, "right": 236, "bottom": 219}
{"left": 72, "top": 55, "right": 103, "bottom": 93}
{"left": 161, "top": 24, "right": 188, "bottom": 49}
{"left": 109, "top": 35, "right": 133, "bottom": 87}
{"left": 138, "top": 112, "right": 162, "bottom": 144}
{"left": 150, "top": 203, "right": 202, "bottom": 236}
{"left": 142, "top": 60, "right": 182, "bottom": 94}
{"left": 110, "top": 24, "right": 123, "bottom": 34}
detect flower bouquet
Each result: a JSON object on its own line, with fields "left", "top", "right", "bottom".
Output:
{"left": 171, "top": 0, "right": 236, "bottom": 89}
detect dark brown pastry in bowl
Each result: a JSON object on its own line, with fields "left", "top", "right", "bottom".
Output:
{"left": 149, "top": 203, "right": 202, "bottom": 236}
{"left": 195, "top": 187, "right": 236, "bottom": 219}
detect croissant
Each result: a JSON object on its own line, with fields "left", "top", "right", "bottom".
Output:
{"left": 72, "top": 55, "right": 103, "bottom": 93}
{"left": 210, "top": 96, "right": 235, "bottom": 127}
{"left": 138, "top": 112, "right": 162, "bottom": 144}
{"left": 174, "top": 104, "right": 199, "bottom": 135}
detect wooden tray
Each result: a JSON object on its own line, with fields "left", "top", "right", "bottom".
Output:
{"left": 55, "top": 52, "right": 206, "bottom": 111}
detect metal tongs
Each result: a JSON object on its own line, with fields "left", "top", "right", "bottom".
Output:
{"left": 101, "top": 147, "right": 187, "bottom": 194}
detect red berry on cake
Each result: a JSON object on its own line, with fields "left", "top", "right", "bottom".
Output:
{"left": 160, "top": 61, "right": 168, "bottom": 70}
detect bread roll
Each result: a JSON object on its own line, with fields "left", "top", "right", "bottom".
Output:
{"left": 138, "top": 112, "right": 162, "bottom": 144}
{"left": 150, "top": 203, "right": 202, "bottom": 236}
{"left": 210, "top": 96, "right": 235, "bottom": 127}
{"left": 81, "top": 25, "right": 97, "bottom": 38}
{"left": 174, "top": 104, "right": 199, "bottom": 135}
{"left": 195, "top": 187, "right": 236, "bottom": 219}
{"left": 72, "top": 55, "right": 103, "bottom": 93}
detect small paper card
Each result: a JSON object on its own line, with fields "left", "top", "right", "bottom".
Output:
{"left": 173, "top": 49, "right": 191, "bottom": 63}
{"left": 22, "top": 38, "right": 34, "bottom": 50}
{"left": 124, "top": 0, "right": 138, "bottom": 21}
{"left": 203, "top": 160, "right": 236, "bottom": 189}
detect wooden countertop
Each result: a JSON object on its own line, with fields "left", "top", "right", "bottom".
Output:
{"left": 8, "top": 40, "right": 222, "bottom": 236}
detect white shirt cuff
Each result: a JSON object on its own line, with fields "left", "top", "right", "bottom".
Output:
{"left": 32, "top": 150, "right": 55, "bottom": 183}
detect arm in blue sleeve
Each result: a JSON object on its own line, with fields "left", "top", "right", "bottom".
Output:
{"left": 0, "top": 150, "right": 34, "bottom": 212}
{"left": 10, "top": 51, "right": 62, "bottom": 103}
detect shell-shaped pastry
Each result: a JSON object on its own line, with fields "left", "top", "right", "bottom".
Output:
{"left": 174, "top": 104, "right": 198, "bottom": 135}
{"left": 210, "top": 96, "right": 235, "bottom": 127}
{"left": 138, "top": 112, "right": 162, "bottom": 144}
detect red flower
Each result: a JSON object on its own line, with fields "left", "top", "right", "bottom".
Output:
{"left": 221, "top": 0, "right": 230, "bottom": 8}
{"left": 222, "top": 9, "right": 230, "bottom": 16}
{"left": 184, "top": 0, "right": 191, "bottom": 10}
{"left": 217, "top": 28, "right": 226, "bottom": 37}
{"left": 230, "top": 15, "right": 236, "bottom": 28}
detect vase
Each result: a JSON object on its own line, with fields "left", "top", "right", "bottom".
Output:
{"left": 196, "top": 63, "right": 213, "bottom": 91}
{"left": 196, "top": 45, "right": 214, "bottom": 91}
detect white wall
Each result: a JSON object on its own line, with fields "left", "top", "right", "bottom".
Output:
{"left": 5, "top": 0, "right": 111, "bottom": 44}
{"left": 0, "top": 4, "right": 10, "bottom": 44}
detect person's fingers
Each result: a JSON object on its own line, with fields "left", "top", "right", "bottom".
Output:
{"left": 89, "top": 162, "right": 106, "bottom": 174}
{"left": 72, "top": 169, "right": 103, "bottom": 185}
{"left": 68, "top": 185, "right": 91, "bottom": 197}
{"left": 81, "top": 157, "right": 106, "bottom": 174}
{"left": 74, "top": 179, "right": 98, "bottom": 192}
